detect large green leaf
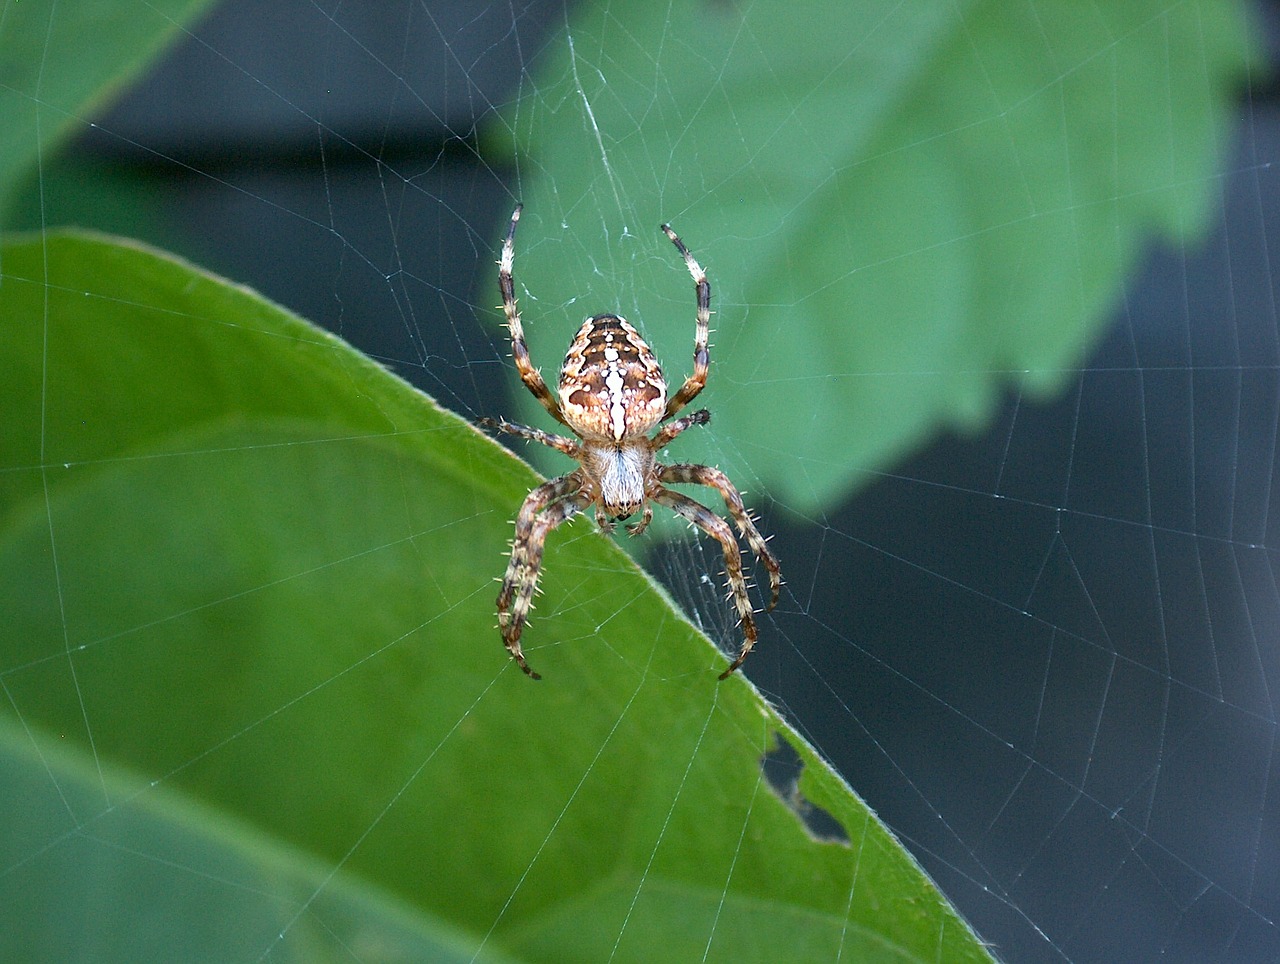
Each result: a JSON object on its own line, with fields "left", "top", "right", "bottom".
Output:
{"left": 496, "top": 0, "right": 1257, "bottom": 511}
{"left": 0, "top": 0, "right": 216, "bottom": 218}
{"left": 0, "top": 232, "right": 991, "bottom": 961}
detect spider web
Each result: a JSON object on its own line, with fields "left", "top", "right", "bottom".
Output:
{"left": 2, "top": 0, "right": 1278, "bottom": 961}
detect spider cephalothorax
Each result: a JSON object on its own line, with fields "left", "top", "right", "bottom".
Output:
{"left": 482, "top": 204, "right": 781, "bottom": 680}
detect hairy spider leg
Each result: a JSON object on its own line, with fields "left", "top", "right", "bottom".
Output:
{"left": 478, "top": 416, "right": 582, "bottom": 459}
{"left": 660, "top": 224, "right": 711, "bottom": 420}
{"left": 500, "top": 204, "right": 569, "bottom": 427}
{"left": 496, "top": 475, "right": 587, "bottom": 678}
{"left": 651, "top": 408, "right": 711, "bottom": 450}
{"left": 652, "top": 487, "right": 759, "bottom": 679}
{"left": 659, "top": 462, "right": 782, "bottom": 611}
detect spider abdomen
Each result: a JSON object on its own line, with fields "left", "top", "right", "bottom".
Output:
{"left": 559, "top": 314, "right": 667, "bottom": 442}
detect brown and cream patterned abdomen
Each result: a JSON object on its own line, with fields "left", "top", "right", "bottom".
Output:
{"left": 558, "top": 314, "right": 668, "bottom": 441}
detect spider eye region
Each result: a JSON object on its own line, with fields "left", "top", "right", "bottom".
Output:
{"left": 559, "top": 314, "right": 667, "bottom": 441}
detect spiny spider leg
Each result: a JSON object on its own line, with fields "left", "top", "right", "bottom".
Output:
{"left": 497, "top": 475, "right": 586, "bottom": 678}
{"left": 651, "top": 408, "right": 710, "bottom": 450}
{"left": 479, "top": 416, "right": 583, "bottom": 458}
{"left": 625, "top": 505, "right": 653, "bottom": 537}
{"left": 652, "top": 487, "right": 759, "bottom": 679}
{"left": 659, "top": 462, "right": 782, "bottom": 612}
{"left": 660, "top": 224, "right": 711, "bottom": 421}
{"left": 499, "top": 204, "right": 569, "bottom": 426}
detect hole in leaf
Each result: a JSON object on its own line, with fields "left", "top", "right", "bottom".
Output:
{"left": 761, "top": 734, "right": 850, "bottom": 845}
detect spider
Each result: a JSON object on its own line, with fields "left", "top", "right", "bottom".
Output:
{"left": 481, "top": 204, "right": 781, "bottom": 680}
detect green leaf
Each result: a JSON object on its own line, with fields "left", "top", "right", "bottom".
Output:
{"left": 0, "top": 0, "right": 215, "bottom": 218}
{"left": 0, "top": 232, "right": 991, "bottom": 961}
{"left": 0, "top": 716, "right": 518, "bottom": 963}
{"left": 494, "top": 0, "right": 1258, "bottom": 512}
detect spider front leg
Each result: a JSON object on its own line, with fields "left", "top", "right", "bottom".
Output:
{"left": 652, "top": 487, "right": 760, "bottom": 679}
{"left": 499, "top": 204, "right": 570, "bottom": 427}
{"left": 660, "top": 463, "right": 782, "bottom": 611}
{"left": 660, "top": 224, "right": 711, "bottom": 420}
{"left": 497, "top": 474, "right": 586, "bottom": 678}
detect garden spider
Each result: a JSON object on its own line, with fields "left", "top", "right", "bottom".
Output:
{"left": 482, "top": 204, "right": 781, "bottom": 680}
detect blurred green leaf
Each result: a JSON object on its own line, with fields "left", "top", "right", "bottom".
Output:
{"left": 0, "top": 232, "right": 991, "bottom": 961}
{"left": 496, "top": 0, "right": 1258, "bottom": 512}
{"left": 0, "top": 0, "right": 215, "bottom": 219}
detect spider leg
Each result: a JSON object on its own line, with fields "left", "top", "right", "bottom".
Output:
{"left": 650, "top": 408, "right": 710, "bottom": 450}
{"left": 660, "top": 224, "right": 710, "bottom": 420}
{"left": 500, "top": 204, "right": 570, "bottom": 427}
{"left": 625, "top": 504, "right": 653, "bottom": 536}
{"left": 497, "top": 474, "right": 587, "bottom": 679}
{"left": 652, "top": 486, "right": 759, "bottom": 679}
{"left": 594, "top": 509, "right": 617, "bottom": 536}
{"left": 479, "top": 417, "right": 583, "bottom": 458}
{"left": 660, "top": 463, "right": 782, "bottom": 612}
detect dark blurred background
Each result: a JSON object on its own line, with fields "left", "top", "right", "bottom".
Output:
{"left": 17, "top": 1, "right": 1280, "bottom": 960}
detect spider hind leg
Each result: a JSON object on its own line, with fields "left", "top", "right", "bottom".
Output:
{"left": 652, "top": 486, "right": 760, "bottom": 679}
{"left": 659, "top": 462, "right": 782, "bottom": 612}
{"left": 496, "top": 476, "right": 587, "bottom": 679}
